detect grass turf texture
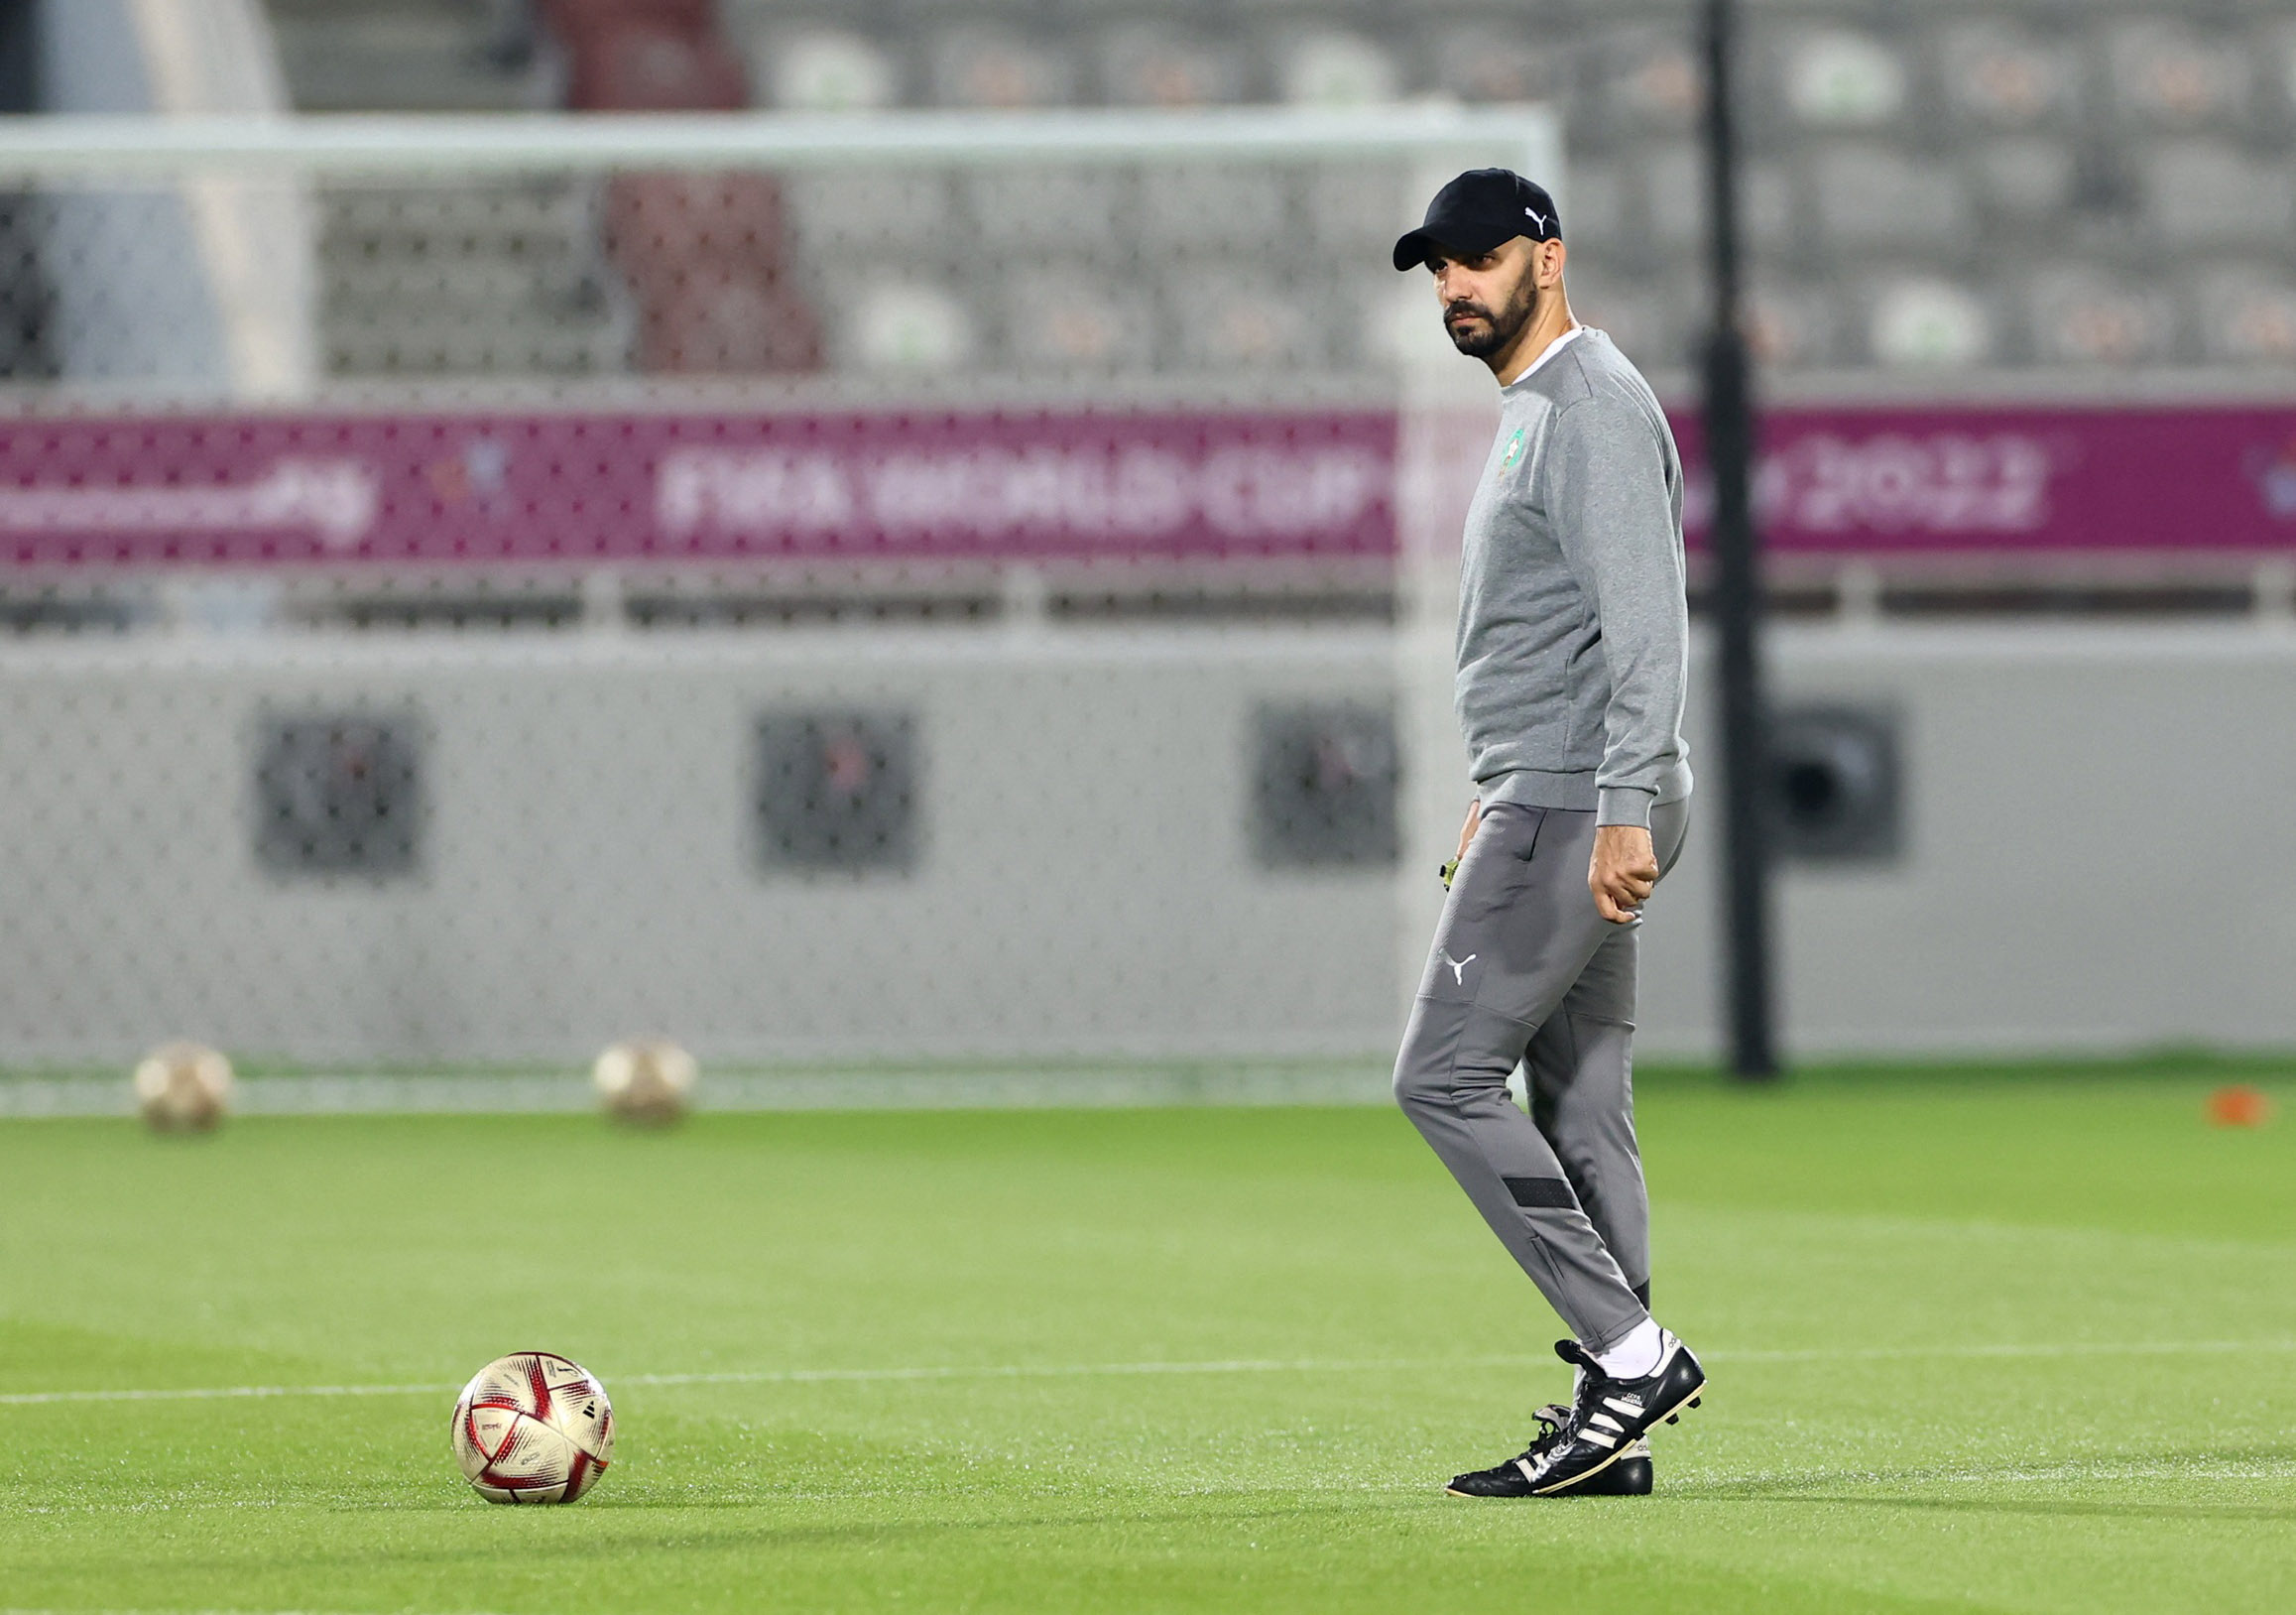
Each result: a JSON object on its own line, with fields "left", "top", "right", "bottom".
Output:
{"left": 2, "top": 1068, "right": 2292, "bottom": 1614}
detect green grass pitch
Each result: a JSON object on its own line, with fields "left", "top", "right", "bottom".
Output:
{"left": 3, "top": 1064, "right": 2293, "bottom": 1614}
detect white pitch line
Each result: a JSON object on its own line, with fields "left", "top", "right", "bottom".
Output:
{"left": 1706, "top": 1338, "right": 2296, "bottom": 1365}
{"left": 0, "top": 1360, "right": 1463, "bottom": 1407}
{"left": 615, "top": 1356, "right": 1479, "bottom": 1390}
{"left": 0, "top": 1381, "right": 452, "bottom": 1407}
{"left": 5, "top": 1339, "right": 2292, "bottom": 1408}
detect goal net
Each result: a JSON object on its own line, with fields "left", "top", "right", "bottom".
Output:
{"left": 0, "top": 106, "right": 1557, "bottom": 1101}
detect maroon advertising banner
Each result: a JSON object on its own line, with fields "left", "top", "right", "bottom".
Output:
{"left": 1674, "top": 404, "right": 2296, "bottom": 556}
{"left": 0, "top": 403, "right": 2288, "bottom": 569}
{"left": 0, "top": 410, "right": 1398, "bottom": 569}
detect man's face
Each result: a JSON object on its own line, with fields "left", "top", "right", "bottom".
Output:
{"left": 1428, "top": 237, "right": 1544, "bottom": 359}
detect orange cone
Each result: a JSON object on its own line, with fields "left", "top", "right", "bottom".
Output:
{"left": 2206, "top": 1085, "right": 2273, "bottom": 1128}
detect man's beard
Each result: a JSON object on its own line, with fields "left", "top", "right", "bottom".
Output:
{"left": 1444, "top": 274, "right": 1539, "bottom": 359}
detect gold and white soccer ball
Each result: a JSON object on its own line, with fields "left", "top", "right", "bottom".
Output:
{"left": 592, "top": 1039, "right": 696, "bottom": 1124}
{"left": 450, "top": 1351, "right": 615, "bottom": 1504}
{"left": 132, "top": 1042, "right": 235, "bottom": 1132}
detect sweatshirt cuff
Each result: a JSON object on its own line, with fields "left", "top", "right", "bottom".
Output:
{"left": 1596, "top": 787, "right": 1654, "bottom": 829}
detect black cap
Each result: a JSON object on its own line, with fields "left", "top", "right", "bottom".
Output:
{"left": 1391, "top": 169, "right": 1562, "bottom": 272}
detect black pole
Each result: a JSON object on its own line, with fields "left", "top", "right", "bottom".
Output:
{"left": 1699, "top": 0, "right": 1777, "bottom": 1079}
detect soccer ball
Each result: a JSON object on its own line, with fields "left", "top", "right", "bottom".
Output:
{"left": 451, "top": 1351, "right": 615, "bottom": 1504}
{"left": 133, "top": 1042, "right": 234, "bottom": 1132}
{"left": 593, "top": 1039, "right": 696, "bottom": 1124}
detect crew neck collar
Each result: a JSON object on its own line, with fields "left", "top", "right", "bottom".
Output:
{"left": 1502, "top": 321, "right": 1586, "bottom": 388}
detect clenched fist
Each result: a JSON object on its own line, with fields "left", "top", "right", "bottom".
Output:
{"left": 1589, "top": 823, "right": 1658, "bottom": 924}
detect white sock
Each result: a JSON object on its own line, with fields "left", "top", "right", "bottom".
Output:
{"left": 1592, "top": 1317, "right": 1664, "bottom": 1379}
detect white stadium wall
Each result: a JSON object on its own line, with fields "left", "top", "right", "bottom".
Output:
{"left": 1, "top": 619, "right": 2291, "bottom": 1068}
{"left": 1639, "top": 622, "right": 2296, "bottom": 1058}
{"left": 0, "top": 627, "right": 1401, "bottom": 1066}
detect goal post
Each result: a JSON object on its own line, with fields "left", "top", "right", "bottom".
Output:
{"left": 0, "top": 106, "right": 1559, "bottom": 176}
{"left": 0, "top": 105, "right": 1559, "bottom": 1078}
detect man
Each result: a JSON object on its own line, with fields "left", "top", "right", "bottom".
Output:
{"left": 1390, "top": 169, "right": 1705, "bottom": 1499}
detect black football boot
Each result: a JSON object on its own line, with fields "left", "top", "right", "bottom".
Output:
{"left": 1445, "top": 1403, "right": 1655, "bottom": 1498}
{"left": 1513, "top": 1332, "right": 1705, "bottom": 1495}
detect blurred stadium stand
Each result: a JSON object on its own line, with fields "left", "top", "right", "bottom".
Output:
{"left": 235, "top": 5, "right": 2296, "bottom": 619}
{"left": 0, "top": 1, "right": 2287, "bottom": 627}
{"left": 56, "top": 0, "right": 2241, "bottom": 638}
{"left": 222, "top": 1, "right": 2296, "bottom": 392}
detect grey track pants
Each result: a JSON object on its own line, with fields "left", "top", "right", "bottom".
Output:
{"left": 1392, "top": 799, "right": 1691, "bottom": 1354}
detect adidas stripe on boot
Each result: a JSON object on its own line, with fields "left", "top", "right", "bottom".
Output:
{"left": 1514, "top": 1331, "right": 1705, "bottom": 1496}
{"left": 1445, "top": 1403, "right": 1655, "bottom": 1498}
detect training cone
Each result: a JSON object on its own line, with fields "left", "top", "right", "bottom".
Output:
{"left": 2205, "top": 1085, "right": 2272, "bottom": 1128}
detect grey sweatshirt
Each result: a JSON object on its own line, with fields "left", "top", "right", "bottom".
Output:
{"left": 1455, "top": 325, "right": 1693, "bottom": 828}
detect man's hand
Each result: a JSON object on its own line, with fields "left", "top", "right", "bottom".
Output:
{"left": 1589, "top": 823, "right": 1658, "bottom": 924}
{"left": 1439, "top": 800, "right": 1482, "bottom": 890}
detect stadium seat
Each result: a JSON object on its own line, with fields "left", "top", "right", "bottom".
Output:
{"left": 1359, "top": 275, "right": 1460, "bottom": 369}
{"left": 962, "top": 167, "right": 1122, "bottom": 255}
{"left": 1428, "top": 28, "right": 1560, "bottom": 105}
{"left": 746, "top": 27, "right": 901, "bottom": 112}
{"left": 1303, "top": 159, "right": 1407, "bottom": 259}
{"left": 1935, "top": 20, "right": 2079, "bottom": 130}
{"left": 928, "top": 26, "right": 1076, "bottom": 108}
{"left": 1637, "top": 141, "right": 1796, "bottom": 255}
{"left": 605, "top": 173, "right": 785, "bottom": 270}
{"left": 829, "top": 277, "right": 975, "bottom": 371}
{"left": 2022, "top": 268, "right": 2178, "bottom": 366}
{"left": 2194, "top": 265, "right": 2296, "bottom": 365}
{"left": 317, "top": 181, "right": 631, "bottom": 378}
{"left": 533, "top": 2, "right": 818, "bottom": 375}
{"left": 1865, "top": 276, "right": 1993, "bottom": 367}
{"left": 1813, "top": 145, "right": 1965, "bottom": 247}
{"left": 267, "top": 0, "right": 2296, "bottom": 386}
{"left": 1136, "top": 164, "right": 1291, "bottom": 253}
{"left": 1556, "top": 160, "right": 1628, "bottom": 254}
{"left": 1970, "top": 136, "right": 2077, "bottom": 221}
{"left": 1159, "top": 264, "right": 1327, "bottom": 372}
{"left": 1587, "top": 26, "right": 1703, "bottom": 139}
{"left": 2269, "top": 20, "right": 2296, "bottom": 128}
{"left": 2141, "top": 140, "right": 2296, "bottom": 245}
{"left": 604, "top": 174, "right": 820, "bottom": 373}
{"left": 1272, "top": 29, "right": 1400, "bottom": 107}
{"left": 1565, "top": 268, "right": 1691, "bottom": 374}
{"left": 1743, "top": 281, "right": 1842, "bottom": 369}
{"left": 1779, "top": 26, "right": 1909, "bottom": 128}
{"left": 2107, "top": 18, "right": 2250, "bottom": 130}
{"left": 783, "top": 171, "right": 955, "bottom": 256}
{"left": 269, "top": 0, "right": 548, "bottom": 112}
{"left": 1096, "top": 24, "right": 1245, "bottom": 107}
{"left": 637, "top": 271, "right": 822, "bottom": 375}
{"left": 999, "top": 267, "right": 1154, "bottom": 370}
{"left": 536, "top": 0, "right": 747, "bottom": 112}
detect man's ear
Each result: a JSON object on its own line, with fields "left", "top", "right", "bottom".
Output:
{"left": 1537, "top": 238, "right": 1568, "bottom": 289}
